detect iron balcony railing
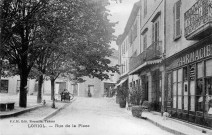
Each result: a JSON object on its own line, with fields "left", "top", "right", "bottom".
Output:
{"left": 129, "top": 41, "right": 162, "bottom": 72}
{"left": 184, "top": 0, "right": 212, "bottom": 39}
{"left": 129, "top": 51, "right": 146, "bottom": 72}
{"left": 145, "top": 41, "right": 162, "bottom": 61}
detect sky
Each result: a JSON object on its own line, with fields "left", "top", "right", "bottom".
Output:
{"left": 106, "top": 0, "right": 139, "bottom": 50}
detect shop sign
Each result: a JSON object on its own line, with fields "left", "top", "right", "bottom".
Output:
{"left": 184, "top": 0, "right": 207, "bottom": 37}
{"left": 178, "top": 44, "right": 212, "bottom": 67}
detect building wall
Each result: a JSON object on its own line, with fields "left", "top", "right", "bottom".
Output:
{"left": 1, "top": 76, "right": 19, "bottom": 94}
{"left": 165, "top": 0, "right": 212, "bottom": 128}
{"left": 165, "top": 0, "right": 197, "bottom": 58}
{"left": 0, "top": 76, "right": 37, "bottom": 95}
{"left": 140, "top": 0, "right": 165, "bottom": 54}
{"left": 138, "top": 0, "right": 165, "bottom": 108}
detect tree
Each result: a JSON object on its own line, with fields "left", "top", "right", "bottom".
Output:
{"left": 1, "top": 0, "right": 119, "bottom": 108}
{"left": 37, "top": 0, "right": 119, "bottom": 108}
{"left": 0, "top": 0, "right": 50, "bottom": 107}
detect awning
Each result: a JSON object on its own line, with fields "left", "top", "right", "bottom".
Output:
{"left": 114, "top": 78, "right": 128, "bottom": 88}
{"left": 128, "top": 59, "right": 162, "bottom": 75}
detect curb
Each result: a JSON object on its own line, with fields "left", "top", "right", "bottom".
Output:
{"left": 42, "top": 98, "right": 76, "bottom": 120}
{"left": 145, "top": 111, "right": 212, "bottom": 135}
{"left": 146, "top": 117, "right": 187, "bottom": 135}
{"left": 0, "top": 105, "right": 43, "bottom": 119}
{"left": 170, "top": 118, "right": 212, "bottom": 135}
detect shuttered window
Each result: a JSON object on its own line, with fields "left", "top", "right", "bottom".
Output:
{"left": 144, "top": 0, "right": 147, "bottom": 17}
{"left": 152, "top": 20, "right": 159, "bottom": 43}
{"left": 134, "top": 21, "right": 137, "bottom": 39}
{"left": 143, "top": 33, "right": 147, "bottom": 50}
{"left": 129, "top": 30, "right": 133, "bottom": 45}
{"left": 173, "top": 0, "right": 181, "bottom": 40}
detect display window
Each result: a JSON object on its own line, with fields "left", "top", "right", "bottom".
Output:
{"left": 173, "top": 70, "right": 177, "bottom": 108}
{"left": 184, "top": 82, "right": 188, "bottom": 110}
{"left": 205, "top": 60, "right": 212, "bottom": 115}
{"left": 190, "top": 81, "right": 195, "bottom": 111}
{"left": 178, "top": 69, "right": 183, "bottom": 109}
{"left": 206, "top": 59, "right": 212, "bottom": 77}
{"left": 196, "top": 78, "right": 204, "bottom": 112}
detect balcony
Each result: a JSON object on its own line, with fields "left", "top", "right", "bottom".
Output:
{"left": 184, "top": 0, "right": 212, "bottom": 40}
{"left": 129, "top": 51, "right": 146, "bottom": 72}
{"left": 129, "top": 41, "right": 162, "bottom": 72}
{"left": 145, "top": 41, "right": 162, "bottom": 61}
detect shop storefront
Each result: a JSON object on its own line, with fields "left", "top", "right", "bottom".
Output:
{"left": 131, "top": 62, "right": 163, "bottom": 112}
{"left": 165, "top": 42, "right": 212, "bottom": 128}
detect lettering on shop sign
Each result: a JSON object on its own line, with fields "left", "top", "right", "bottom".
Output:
{"left": 178, "top": 44, "right": 212, "bottom": 67}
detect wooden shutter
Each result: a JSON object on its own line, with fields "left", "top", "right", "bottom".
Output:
{"left": 152, "top": 23, "right": 155, "bottom": 44}
{"left": 175, "top": 0, "right": 181, "bottom": 37}
{"left": 143, "top": 34, "right": 147, "bottom": 50}
{"left": 173, "top": 0, "right": 181, "bottom": 39}
{"left": 156, "top": 21, "right": 159, "bottom": 42}
{"left": 156, "top": 21, "right": 160, "bottom": 50}
{"left": 135, "top": 21, "right": 137, "bottom": 38}
{"left": 173, "top": 2, "right": 176, "bottom": 40}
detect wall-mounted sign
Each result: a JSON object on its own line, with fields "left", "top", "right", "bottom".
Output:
{"left": 184, "top": 0, "right": 209, "bottom": 37}
{"left": 178, "top": 44, "right": 212, "bottom": 67}
{"left": 190, "top": 65, "right": 195, "bottom": 80}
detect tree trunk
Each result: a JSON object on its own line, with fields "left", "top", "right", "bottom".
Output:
{"left": 51, "top": 78, "right": 55, "bottom": 108}
{"left": 0, "top": 59, "right": 2, "bottom": 91}
{"left": 19, "top": 72, "right": 28, "bottom": 107}
{"left": 37, "top": 75, "right": 43, "bottom": 103}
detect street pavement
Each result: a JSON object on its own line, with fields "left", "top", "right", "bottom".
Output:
{"left": 49, "top": 97, "right": 174, "bottom": 135}
{"left": 0, "top": 97, "right": 173, "bottom": 135}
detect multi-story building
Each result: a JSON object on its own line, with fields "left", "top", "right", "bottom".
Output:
{"left": 120, "top": 0, "right": 166, "bottom": 113}
{"left": 117, "top": 0, "right": 212, "bottom": 128}
{"left": 164, "top": 0, "right": 212, "bottom": 128}
{"left": 116, "top": 1, "right": 141, "bottom": 92}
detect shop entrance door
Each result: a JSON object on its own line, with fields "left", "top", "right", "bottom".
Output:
{"left": 151, "top": 70, "right": 161, "bottom": 112}
{"left": 141, "top": 75, "right": 148, "bottom": 101}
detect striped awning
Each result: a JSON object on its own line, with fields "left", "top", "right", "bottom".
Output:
{"left": 128, "top": 59, "right": 162, "bottom": 75}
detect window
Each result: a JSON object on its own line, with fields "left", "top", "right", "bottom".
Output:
{"left": 167, "top": 73, "right": 172, "bottom": 107}
{"left": 206, "top": 59, "right": 212, "bottom": 77}
{"left": 124, "top": 61, "right": 126, "bottom": 73}
{"left": 126, "top": 59, "right": 128, "bottom": 71}
{"left": 178, "top": 69, "right": 182, "bottom": 109}
{"left": 183, "top": 67, "right": 188, "bottom": 81}
{"left": 183, "top": 66, "right": 188, "bottom": 110}
{"left": 173, "top": 0, "right": 181, "bottom": 40}
{"left": 190, "top": 65, "right": 195, "bottom": 111}
{"left": 123, "top": 42, "right": 125, "bottom": 54}
{"left": 124, "top": 40, "right": 128, "bottom": 51}
{"left": 144, "top": 0, "right": 147, "bottom": 17}
{"left": 196, "top": 78, "right": 203, "bottom": 111}
{"left": 122, "top": 43, "right": 124, "bottom": 55}
{"left": 173, "top": 70, "right": 177, "bottom": 108}
{"left": 143, "top": 33, "right": 147, "bottom": 51}
{"left": 129, "top": 30, "right": 133, "bottom": 45}
{"left": 205, "top": 78, "right": 212, "bottom": 113}
{"left": 0, "top": 80, "right": 9, "bottom": 93}
{"left": 152, "top": 19, "right": 159, "bottom": 43}
{"left": 133, "top": 21, "right": 137, "bottom": 41}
